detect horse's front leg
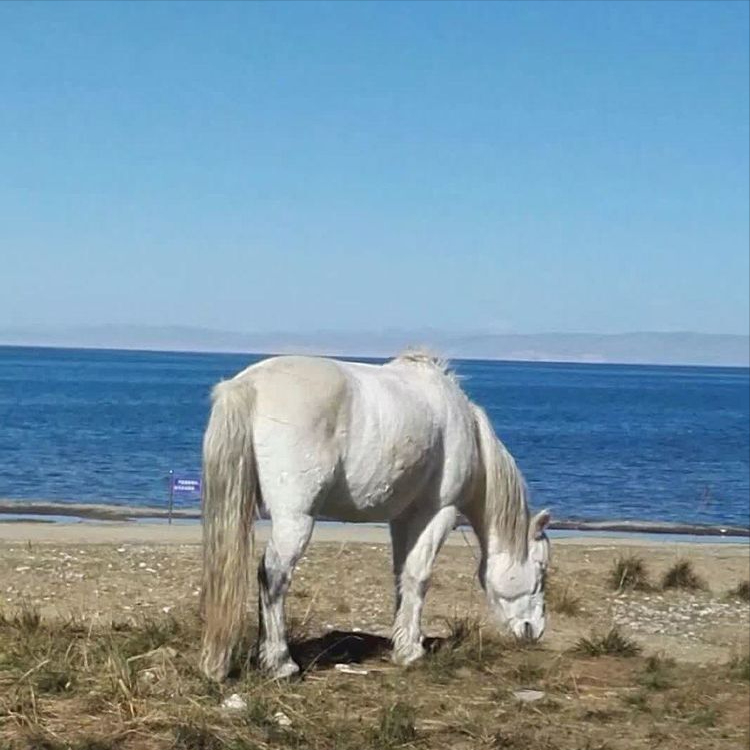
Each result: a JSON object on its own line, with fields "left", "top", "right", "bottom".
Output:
{"left": 389, "top": 505, "right": 457, "bottom": 665}
{"left": 257, "top": 513, "right": 314, "bottom": 678}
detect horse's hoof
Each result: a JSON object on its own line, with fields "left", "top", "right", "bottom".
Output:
{"left": 391, "top": 644, "right": 425, "bottom": 667}
{"left": 270, "top": 659, "right": 300, "bottom": 680}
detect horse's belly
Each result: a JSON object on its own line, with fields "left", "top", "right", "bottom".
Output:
{"left": 317, "top": 493, "right": 403, "bottom": 523}
{"left": 318, "top": 480, "right": 418, "bottom": 522}
{"left": 320, "top": 444, "right": 440, "bottom": 522}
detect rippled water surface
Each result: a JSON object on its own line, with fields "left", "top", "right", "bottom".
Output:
{"left": 0, "top": 346, "right": 747, "bottom": 527}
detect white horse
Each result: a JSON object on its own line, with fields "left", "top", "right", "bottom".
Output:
{"left": 199, "top": 351, "right": 551, "bottom": 681}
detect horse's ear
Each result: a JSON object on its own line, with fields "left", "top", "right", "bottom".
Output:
{"left": 530, "top": 509, "right": 551, "bottom": 540}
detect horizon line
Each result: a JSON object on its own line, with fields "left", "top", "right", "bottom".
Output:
{"left": 2, "top": 324, "right": 749, "bottom": 338}
{"left": 1, "top": 340, "right": 748, "bottom": 371}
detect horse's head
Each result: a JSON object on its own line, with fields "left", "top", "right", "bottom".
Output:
{"left": 483, "top": 509, "right": 551, "bottom": 641}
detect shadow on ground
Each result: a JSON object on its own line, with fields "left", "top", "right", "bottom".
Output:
{"left": 288, "top": 629, "right": 451, "bottom": 671}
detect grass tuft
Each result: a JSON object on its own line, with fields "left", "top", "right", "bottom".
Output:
{"left": 0, "top": 601, "right": 42, "bottom": 632}
{"left": 608, "top": 556, "right": 651, "bottom": 592}
{"left": 173, "top": 722, "right": 225, "bottom": 750}
{"left": 728, "top": 580, "right": 750, "bottom": 602}
{"left": 420, "top": 616, "right": 509, "bottom": 682}
{"left": 729, "top": 653, "right": 750, "bottom": 682}
{"left": 638, "top": 654, "right": 674, "bottom": 690}
{"left": 444, "top": 614, "right": 482, "bottom": 647}
{"left": 688, "top": 707, "right": 718, "bottom": 728}
{"left": 660, "top": 560, "right": 706, "bottom": 591}
{"left": 573, "top": 627, "right": 641, "bottom": 658}
{"left": 34, "top": 666, "right": 76, "bottom": 694}
{"left": 510, "top": 657, "right": 544, "bottom": 685}
{"left": 622, "top": 690, "right": 651, "bottom": 712}
{"left": 370, "top": 701, "right": 417, "bottom": 748}
{"left": 547, "top": 582, "right": 581, "bottom": 616}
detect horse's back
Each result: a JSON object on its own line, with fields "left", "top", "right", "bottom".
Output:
{"left": 240, "top": 354, "right": 478, "bottom": 520}
{"left": 338, "top": 358, "right": 478, "bottom": 518}
{"left": 241, "top": 354, "right": 449, "bottom": 434}
{"left": 244, "top": 354, "right": 438, "bottom": 455}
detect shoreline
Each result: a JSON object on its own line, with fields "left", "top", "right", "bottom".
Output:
{"left": 0, "top": 499, "right": 748, "bottom": 541}
{"left": 1, "top": 519, "right": 749, "bottom": 549}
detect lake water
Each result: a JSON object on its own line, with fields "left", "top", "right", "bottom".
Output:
{"left": 0, "top": 346, "right": 747, "bottom": 528}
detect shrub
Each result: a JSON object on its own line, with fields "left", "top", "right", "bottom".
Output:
{"left": 608, "top": 556, "right": 651, "bottom": 592}
{"left": 573, "top": 628, "right": 641, "bottom": 658}
{"left": 661, "top": 560, "right": 706, "bottom": 591}
{"left": 728, "top": 581, "right": 750, "bottom": 602}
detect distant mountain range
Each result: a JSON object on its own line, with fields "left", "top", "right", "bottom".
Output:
{"left": 1, "top": 325, "right": 748, "bottom": 367}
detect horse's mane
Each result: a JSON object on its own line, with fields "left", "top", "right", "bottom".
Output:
{"left": 390, "top": 348, "right": 452, "bottom": 377}
{"left": 471, "top": 404, "right": 530, "bottom": 561}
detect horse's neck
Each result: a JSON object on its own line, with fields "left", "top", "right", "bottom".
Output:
{"left": 473, "top": 517, "right": 513, "bottom": 558}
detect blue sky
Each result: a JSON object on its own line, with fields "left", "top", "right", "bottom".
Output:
{"left": 1, "top": 1, "right": 748, "bottom": 335}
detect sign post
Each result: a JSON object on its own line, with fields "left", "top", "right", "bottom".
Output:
{"left": 168, "top": 470, "right": 174, "bottom": 524}
{"left": 168, "top": 472, "right": 202, "bottom": 524}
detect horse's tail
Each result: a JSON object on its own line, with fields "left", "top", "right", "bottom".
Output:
{"left": 199, "top": 376, "right": 257, "bottom": 681}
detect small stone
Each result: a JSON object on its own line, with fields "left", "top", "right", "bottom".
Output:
{"left": 139, "top": 669, "right": 158, "bottom": 684}
{"left": 334, "top": 663, "right": 369, "bottom": 676}
{"left": 513, "top": 689, "right": 546, "bottom": 703}
{"left": 221, "top": 693, "right": 247, "bottom": 711}
{"left": 274, "top": 711, "right": 292, "bottom": 727}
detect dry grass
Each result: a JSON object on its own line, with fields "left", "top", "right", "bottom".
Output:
{"left": 661, "top": 560, "right": 707, "bottom": 591}
{"left": 2, "top": 603, "right": 747, "bottom": 750}
{"left": 729, "top": 653, "right": 750, "bottom": 682}
{"left": 546, "top": 581, "right": 581, "bottom": 616}
{"left": 638, "top": 654, "right": 676, "bottom": 690}
{"left": 608, "top": 555, "right": 652, "bottom": 591}
{"left": 369, "top": 701, "right": 417, "bottom": 748}
{"left": 419, "top": 615, "right": 519, "bottom": 683}
{"left": 1, "top": 538, "right": 748, "bottom": 750}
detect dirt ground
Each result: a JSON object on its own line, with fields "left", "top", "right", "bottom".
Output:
{"left": 0, "top": 523, "right": 748, "bottom": 749}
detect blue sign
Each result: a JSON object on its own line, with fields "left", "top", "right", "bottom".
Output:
{"left": 167, "top": 471, "right": 201, "bottom": 523}
{"left": 171, "top": 474, "right": 201, "bottom": 494}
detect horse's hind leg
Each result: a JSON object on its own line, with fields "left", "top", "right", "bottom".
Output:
{"left": 390, "top": 505, "right": 457, "bottom": 665}
{"left": 257, "top": 512, "right": 314, "bottom": 678}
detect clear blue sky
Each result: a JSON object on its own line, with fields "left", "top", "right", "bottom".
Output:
{"left": 1, "top": 1, "right": 748, "bottom": 335}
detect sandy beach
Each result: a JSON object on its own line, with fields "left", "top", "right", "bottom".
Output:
{"left": 1, "top": 521, "right": 748, "bottom": 660}
{"left": 1, "top": 521, "right": 748, "bottom": 749}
